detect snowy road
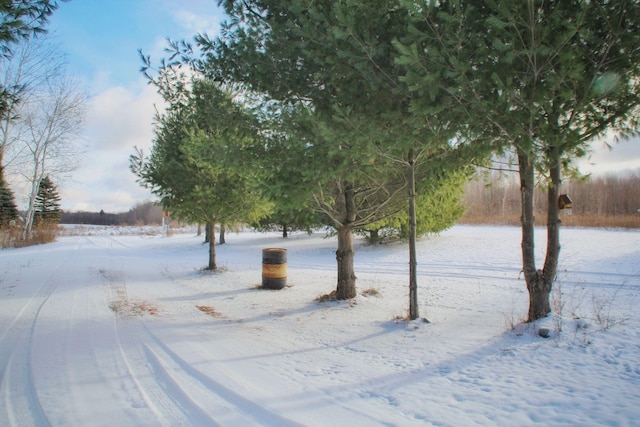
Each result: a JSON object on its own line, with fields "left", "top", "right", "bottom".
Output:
{"left": 1, "top": 226, "right": 639, "bottom": 426}
{"left": 0, "top": 235, "right": 307, "bottom": 426}
{"left": 0, "top": 234, "right": 406, "bottom": 426}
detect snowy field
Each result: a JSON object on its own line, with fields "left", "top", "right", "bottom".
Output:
{"left": 0, "top": 224, "right": 638, "bottom": 426}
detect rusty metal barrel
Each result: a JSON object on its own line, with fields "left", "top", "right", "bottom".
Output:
{"left": 262, "top": 248, "right": 287, "bottom": 289}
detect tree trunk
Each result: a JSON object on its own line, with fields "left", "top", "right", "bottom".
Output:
{"left": 518, "top": 150, "right": 557, "bottom": 322}
{"left": 336, "top": 224, "right": 356, "bottom": 299}
{"left": 335, "top": 183, "right": 357, "bottom": 299}
{"left": 23, "top": 173, "right": 43, "bottom": 240}
{"left": 204, "top": 222, "right": 211, "bottom": 243}
{"left": 219, "top": 223, "right": 226, "bottom": 245}
{"left": 408, "top": 148, "right": 419, "bottom": 320}
{"left": 535, "top": 144, "right": 563, "bottom": 320}
{"left": 206, "top": 222, "right": 217, "bottom": 270}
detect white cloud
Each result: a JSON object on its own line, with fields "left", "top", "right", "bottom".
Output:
{"left": 174, "top": 9, "right": 221, "bottom": 36}
{"left": 577, "top": 135, "right": 640, "bottom": 176}
{"left": 85, "top": 81, "right": 161, "bottom": 150}
{"left": 37, "top": 1, "right": 226, "bottom": 214}
{"left": 58, "top": 81, "right": 163, "bottom": 212}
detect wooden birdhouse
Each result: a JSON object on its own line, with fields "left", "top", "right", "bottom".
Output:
{"left": 558, "top": 194, "right": 572, "bottom": 210}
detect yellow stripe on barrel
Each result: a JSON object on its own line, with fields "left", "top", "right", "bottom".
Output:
{"left": 262, "top": 248, "right": 287, "bottom": 289}
{"left": 262, "top": 263, "right": 287, "bottom": 279}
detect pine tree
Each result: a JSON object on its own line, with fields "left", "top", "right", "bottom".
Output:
{"left": 131, "top": 79, "right": 273, "bottom": 270}
{"left": 363, "top": 168, "right": 471, "bottom": 241}
{"left": 197, "top": 0, "right": 465, "bottom": 302}
{"left": 0, "top": 165, "right": 18, "bottom": 227}
{"left": 34, "top": 175, "right": 61, "bottom": 225}
{"left": 397, "top": 0, "right": 640, "bottom": 321}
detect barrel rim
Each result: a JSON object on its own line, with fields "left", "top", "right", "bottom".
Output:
{"left": 263, "top": 248, "right": 287, "bottom": 252}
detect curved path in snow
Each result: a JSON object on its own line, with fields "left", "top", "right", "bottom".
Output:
{"left": 0, "top": 235, "right": 309, "bottom": 426}
{"left": 1, "top": 227, "right": 639, "bottom": 426}
{"left": 0, "top": 234, "right": 394, "bottom": 426}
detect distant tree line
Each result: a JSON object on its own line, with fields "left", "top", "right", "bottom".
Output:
{"left": 567, "top": 172, "right": 640, "bottom": 217}
{"left": 60, "top": 202, "right": 164, "bottom": 226}
{"left": 461, "top": 169, "right": 640, "bottom": 226}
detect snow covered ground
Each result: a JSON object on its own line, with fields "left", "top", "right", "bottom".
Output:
{"left": 0, "top": 224, "right": 638, "bottom": 426}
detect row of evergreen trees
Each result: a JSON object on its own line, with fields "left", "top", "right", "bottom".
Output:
{"left": 133, "top": 0, "right": 640, "bottom": 323}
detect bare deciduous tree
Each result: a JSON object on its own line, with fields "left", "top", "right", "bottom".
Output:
{"left": 0, "top": 37, "right": 64, "bottom": 168}
{"left": 17, "top": 73, "right": 86, "bottom": 239}
{"left": 462, "top": 168, "right": 640, "bottom": 226}
{"left": 0, "top": 36, "right": 87, "bottom": 240}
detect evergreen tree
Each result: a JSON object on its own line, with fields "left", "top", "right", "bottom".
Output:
{"left": 0, "top": 165, "right": 18, "bottom": 226}
{"left": 397, "top": 0, "right": 640, "bottom": 321}
{"left": 186, "top": 0, "right": 480, "bottom": 305}
{"left": 131, "top": 78, "right": 272, "bottom": 270}
{"left": 363, "top": 168, "right": 470, "bottom": 241}
{"left": 33, "top": 175, "right": 61, "bottom": 224}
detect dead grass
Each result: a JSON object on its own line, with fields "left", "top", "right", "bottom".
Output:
{"left": 316, "top": 290, "right": 338, "bottom": 302}
{"left": 392, "top": 313, "right": 431, "bottom": 325}
{"left": 457, "top": 213, "right": 522, "bottom": 226}
{"left": 315, "top": 288, "right": 381, "bottom": 302}
{"left": 0, "top": 227, "right": 21, "bottom": 248}
{"left": 361, "top": 288, "right": 380, "bottom": 297}
{"left": 1, "top": 223, "right": 59, "bottom": 249}
{"left": 560, "top": 214, "right": 640, "bottom": 229}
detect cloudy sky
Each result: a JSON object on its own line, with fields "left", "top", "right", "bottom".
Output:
{"left": 44, "top": 1, "right": 640, "bottom": 213}
{"left": 46, "top": 0, "right": 224, "bottom": 213}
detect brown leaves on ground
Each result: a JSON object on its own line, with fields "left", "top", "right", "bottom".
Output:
{"left": 109, "top": 299, "right": 159, "bottom": 317}
{"left": 196, "top": 305, "right": 222, "bottom": 318}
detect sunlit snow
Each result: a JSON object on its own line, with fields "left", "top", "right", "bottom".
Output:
{"left": 1, "top": 225, "right": 638, "bottom": 426}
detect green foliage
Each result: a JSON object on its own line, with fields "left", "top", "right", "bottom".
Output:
{"left": 198, "top": 1, "right": 420, "bottom": 230}
{"left": 397, "top": 0, "right": 640, "bottom": 321}
{"left": 34, "top": 175, "right": 61, "bottom": 225}
{"left": 0, "top": 0, "right": 60, "bottom": 54}
{"left": 251, "top": 207, "right": 322, "bottom": 236}
{"left": 195, "top": 0, "right": 488, "bottom": 218}
{"left": 397, "top": 0, "right": 640, "bottom": 173}
{"left": 361, "top": 168, "right": 470, "bottom": 241}
{"left": 131, "top": 79, "right": 272, "bottom": 227}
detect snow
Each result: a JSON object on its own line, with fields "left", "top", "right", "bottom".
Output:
{"left": 1, "top": 224, "right": 639, "bottom": 426}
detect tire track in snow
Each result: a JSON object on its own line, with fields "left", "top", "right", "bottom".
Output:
{"left": 0, "top": 239, "right": 84, "bottom": 427}
{"left": 105, "top": 260, "right": 303, "bottom": 426}
{"left": 96, "top": 241, "right": 226, "bottom": 426}
{"left": 109, "top": 316, "right": 204, "bottom": 426}
{"left": 95, "top": 243, "right": 198, "bottom": 426}
{"left": 95, "top": 240, "right": 305, "bottom": 426}
{"left": 141, "top": 329, "right": 306, "bottom": 427}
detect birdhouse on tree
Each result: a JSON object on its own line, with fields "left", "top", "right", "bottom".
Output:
{"left": 558, "top": 194, "right": 572, "bottom": 210}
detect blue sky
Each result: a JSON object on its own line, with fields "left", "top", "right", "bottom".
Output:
{"left": 47, "top": 0, "right": 224, "bottom": 212}
{"left": 51, "top": 0, "right": 223, "bottom": 90}
{"left": 45, "top": 1, "right": 639, "bottom": 213}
